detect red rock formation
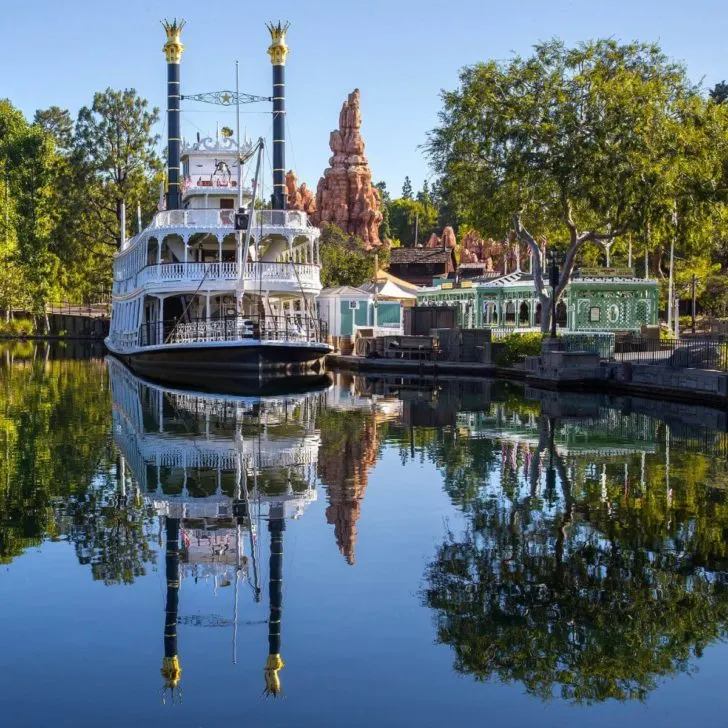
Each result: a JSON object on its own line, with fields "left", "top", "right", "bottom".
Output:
{"left": 311, "top": 89, "right": 383, "bottom": 249}
{"left": 425, "top": 226, "right": 457, "bottom": 250}
{"left": 285, "top": 170, "right": 316, "bottom": 215}
{"left": 425, "top": 233, "right": 440, "bottom": 248}
{"left": 442, "top": 226, "right": 457, "bottom": 250}
{"left": 458, "top": 229, "right": 532, "bottom": 273}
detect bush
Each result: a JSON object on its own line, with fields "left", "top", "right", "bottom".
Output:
{"left": 0, "top": 318, "right": 36, "bottom": 337}
{"left": 495, "top": 331, "right": 545, "bottom": 367}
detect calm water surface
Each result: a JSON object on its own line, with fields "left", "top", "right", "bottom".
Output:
{"left": 3, "top": 342, "right": 728, "bottom": 727}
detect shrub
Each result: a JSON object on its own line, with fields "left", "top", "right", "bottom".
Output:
{"left": 495, "top": 331, "right": 545, "bottom": 367}
{"left": 0, "top": 318, "right": 35, "bottom": 337}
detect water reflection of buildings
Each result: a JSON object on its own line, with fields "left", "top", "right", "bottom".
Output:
{"left": 109, "top": 357, "right": 323, "bottom": 698}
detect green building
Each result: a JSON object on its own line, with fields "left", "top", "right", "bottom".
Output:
{"left": 416, "top": 268, "right": 659, "bottom": 332}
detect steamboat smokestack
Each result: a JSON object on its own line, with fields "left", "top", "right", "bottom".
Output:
{"left": 264, "top": 503, "right": 286, "bottom": 696}
{"left": 161, "top": 517, "right": 182, "bottom": 696}
{"left": 267, "top": 21, "right": 289, "bottom": 211}
{"left": 162, "top": 19, "right": 185, "bottom": 211}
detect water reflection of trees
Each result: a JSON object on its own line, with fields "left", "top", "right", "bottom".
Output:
{"left": 0, "top": 346, "right": 156, "bottom": 583}
{"left": 58, "top": 469, "right": 157, "bottom": 585}
{"left": 423, "top": 411, "right": 728, "bottom": 704}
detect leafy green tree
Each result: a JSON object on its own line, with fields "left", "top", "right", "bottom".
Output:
{"left": 401, "top": 175, "right": 413, "bottom": 200}
{"left": 4, "top": 122, "right": 62, "bottom": 321}
{"left": 375, "top": 181, "right": 392, "bottom": 241}
{"left": 33, "top": 106, "right": 73, "bottom": 153}
{"left": 710, "top": 81, "right": 728, "bottom": 104}
{"left": 389, "top": 198, "right": 438, "bottom": 247}
{"left": 0, "top": 100, "right": 30, "bottom": 319}
{"left": 416, "top": 180, "right": 431, "bottom": 207}
{"left": 319, "top": 224, "right": 378, "bottom": 287}
{"left": 426, "top": 39, "right": 728, "bottom": 331}
{"left": 74, "top": 88, "right": 161, "bottom": 249}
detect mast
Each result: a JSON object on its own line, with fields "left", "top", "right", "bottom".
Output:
{"left": 242, "top": 139, "right": 264, "bottom": 268}
{"left": 236, "top": 61, "right": 243, "bottom": 212}
{"left": 264, "top": 502, "right": 285, "bottom": 696}
{"left": 161, "top": 517, "right": 182, "bottom": 699}
{"left": 266, "top": 22, "right": 289, "bottom": 212}
{"left": 162, "top": 19, "right": 185, "bottom": 211}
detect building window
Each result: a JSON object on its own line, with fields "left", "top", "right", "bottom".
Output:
{"left": 589, "top": 306, "right": 601, "bottom": 322}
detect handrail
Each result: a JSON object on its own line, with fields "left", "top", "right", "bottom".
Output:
{"left": 135, "top": 314, "right": 328, "bottom": 348}
{"left": 148, "top": 209, "right": 315, "bottom": 230}
{"left": 127, "top": 261, "right": 320, "bottom": 288}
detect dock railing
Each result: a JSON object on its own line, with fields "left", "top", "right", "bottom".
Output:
{"left": 613, "top": 336, "right": 728, "bottom": 371}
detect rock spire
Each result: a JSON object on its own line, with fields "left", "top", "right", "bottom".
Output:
{"left": 311, "top": 89, "right": 383, "bottom": 249}
{"left": 285, "top": 171, "right": 316, "bottom": 215}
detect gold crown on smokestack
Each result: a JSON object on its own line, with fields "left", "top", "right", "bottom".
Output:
{"left": 266, "top": 21, "right": 290, "bottom": 65}
{"left": 162, "top": 19, "right": 186, "bottom": 63}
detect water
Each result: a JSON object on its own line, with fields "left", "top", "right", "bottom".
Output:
{"left": 2, "top": 342, "right": 728, "bottom": 727}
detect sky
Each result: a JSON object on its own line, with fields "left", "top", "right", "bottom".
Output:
{"left": 3, "top": 0, "right": 728, "bottom": 200}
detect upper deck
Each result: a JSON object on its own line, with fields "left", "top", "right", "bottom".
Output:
{"left": 113, "top": 209, "right": 322, "bottom": 298}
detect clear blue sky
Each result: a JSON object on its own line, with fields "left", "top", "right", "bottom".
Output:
{"left": 3, "top": 0, "right": 727, "bottom": 199}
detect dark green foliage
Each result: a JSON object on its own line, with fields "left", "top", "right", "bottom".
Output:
{"left": 401, "top": 175, "right": 413, "bottom": 200}
{"left": 494, "top": 332, "right": 545, "bottom": 366}
{"left": 710, "top": 81, "right": 728, "bottom": 104}
{"left": 319, "top": 224, "right": 382, "bottom": 287}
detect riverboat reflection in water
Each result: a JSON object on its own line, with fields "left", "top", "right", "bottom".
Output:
{"left": 2, "top": 343, "right": 728, "bottom": 726}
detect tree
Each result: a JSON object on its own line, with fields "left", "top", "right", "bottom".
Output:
{"left": 375, "top": 181, "right": 392, "bottom": 241}
{"left": 33, "top": 106, "right": 73, "bottom": 153}
{"left": 0, "top": 100, "right": 30, "bottom": 319}
{"left": 319, "top": 224, "right": 379, "bottom": 287}
{"left": 426, "top": 39, "right": 724, "bottom": 332}
{"left": 4, "top": 122, "right": 62, "bottom": 322}
{"left": 389, "top": 198, "right": 438, "bottom": 247}
{"left": 401, "top": 176, "right": 413, "bottom": 199}
{"left": 710, "top": 81, "right": 728, "bottom": 104}
{"left": 416, "top": 180, "right": 431, "bottom": 207}
{"left": 74, "top": 88, "right": 161, "bottom": 250}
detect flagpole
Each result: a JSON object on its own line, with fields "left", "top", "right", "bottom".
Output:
{"left": 235, "top": 60, "right": 243, "bottom": 284}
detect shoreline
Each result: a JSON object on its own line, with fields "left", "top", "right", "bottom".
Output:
{"left": 327, "top": 354, "right": 728, "bottom": 411}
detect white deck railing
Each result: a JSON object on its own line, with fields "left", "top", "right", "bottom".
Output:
{"left": 134, "top": 261, "right": 320, "bottom": 289}
{"left": 149, "top": 209, "right": 314, "bottom": 230}
{"left": 242, "top": 262, "right": 320, "bottom": 287}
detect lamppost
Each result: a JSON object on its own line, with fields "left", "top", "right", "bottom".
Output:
{"left": 549, "top": 251, "right": 560, "bottom": 339}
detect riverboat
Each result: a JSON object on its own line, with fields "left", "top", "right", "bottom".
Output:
{"left": 105, "top": 20, "right": 331, "bottom": 381}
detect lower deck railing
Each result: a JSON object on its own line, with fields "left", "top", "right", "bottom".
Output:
{"left": 116, "top": 315, "right": 329, "bottom": 348}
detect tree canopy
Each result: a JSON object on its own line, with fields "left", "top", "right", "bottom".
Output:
{"left": 426, "top": 39, "right": 728, "bottom": 330}
{"left": 0, "top": 90, "right": 161, "bottom": 319}
{"left": 319, "top": 223, "right": 388, "bottom": 287}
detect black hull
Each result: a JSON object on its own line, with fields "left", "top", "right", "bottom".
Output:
{"left": 111, "top": 343, "right": 330, "bottom": 395}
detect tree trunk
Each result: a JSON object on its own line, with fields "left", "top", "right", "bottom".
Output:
{"left": 539, "top": 291, "right": 552, "bottom": 333}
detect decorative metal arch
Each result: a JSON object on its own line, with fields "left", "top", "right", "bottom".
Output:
{"left": 182, "top": 90, "right": 272, "bottom": 106}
